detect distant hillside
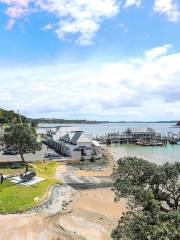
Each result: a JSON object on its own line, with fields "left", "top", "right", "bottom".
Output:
{"left": 0, "top": 108, "right": 177, "bottom": 125}
{"left": 31, "top": 118, "right": 108, "bottom": 125}
{"left": 0, "top": 108, "right": 28, "bottom": 124}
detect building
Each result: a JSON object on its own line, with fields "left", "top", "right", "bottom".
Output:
{"left": 125, "top": 128, "right": 156, "bottom": 139}
{"left": 46, "top": 126, "right": 102, "bottom": 160}
{"left": 36, "top": 127, "right": 57, "bottom": 139}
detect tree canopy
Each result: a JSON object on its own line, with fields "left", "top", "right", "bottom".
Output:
{"left": 112, "top": 157, "right": 180, "bottom": 240}
{"left": 0, "top": 108, "right": 28, "bottom": 125}
{"left": 3, "top": 124, "right": 40, "bottom": 163}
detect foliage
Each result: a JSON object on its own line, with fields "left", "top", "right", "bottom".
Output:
{"left": 90, "top": 156, "right": 96, "bottom": 162}
{"left": 112, "top": 208, "right": 180, "bottom": 240}
{"left": 80, "top": 157, "right": 85, "bottom": 162}
{"left": 0, "top": 108, "right": 28, "bottom": 125}
{"left": 3, "top": 124, "right": 40, "bottom": 163}
{"left": 0, "top": 161, "right": 59, "bottom": 213}
{"left": 112, "top": 157, "right": 180, "bottom": 240}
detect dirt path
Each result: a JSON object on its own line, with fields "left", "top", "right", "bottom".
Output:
{"left": 0, "top": 151, "right": 127, "bottom": 240}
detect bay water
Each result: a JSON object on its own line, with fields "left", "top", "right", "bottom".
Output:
{"left": 39, "top": 122, "right": 180, "bottom": 164}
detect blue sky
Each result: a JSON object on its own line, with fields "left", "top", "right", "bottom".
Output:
{"left": 0, "top": 0, "right": 180, "bottom": 121}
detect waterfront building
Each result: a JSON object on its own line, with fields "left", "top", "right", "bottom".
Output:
{"left": 125, "top": 128, "right": 156, "bottom": 139}
{"left": 46, "top": 126, "right": 102, "bottom": 160}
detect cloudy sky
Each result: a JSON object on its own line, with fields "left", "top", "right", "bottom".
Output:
{"left": 0, "top": 0, "right": 180, "bottom": 121}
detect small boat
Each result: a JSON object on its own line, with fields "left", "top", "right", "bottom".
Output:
{"left": 170, "top": 140, "right": 180, "bottom": 145}
{"left": 136, "top": 140, "right": 163, "bottom": 147}
{"left": 156, "top": 142, "right": 163, "bottom": 146}
{"left": 136, "top": 140, "right": 151, "bottom": 146}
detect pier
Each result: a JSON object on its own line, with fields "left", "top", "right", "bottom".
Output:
{"left": 94, "top": 128, "right": 180, "bottom": 146}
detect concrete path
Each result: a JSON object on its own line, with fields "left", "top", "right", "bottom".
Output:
{"left": 56, "top": 165, "right": 113, "bottom": 190}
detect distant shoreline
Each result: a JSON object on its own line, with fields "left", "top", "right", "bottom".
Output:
{"left": 38, "top": 121, "right": 177, "bottom": 125}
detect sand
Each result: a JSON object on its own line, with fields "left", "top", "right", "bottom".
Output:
{"left": 0, "top": 151, "right": 127, "bottom": 240}
{"left": 50, "top": 188, "right": 127, "bottom": 240}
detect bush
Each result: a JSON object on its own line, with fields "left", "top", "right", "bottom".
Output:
{"left": 90, "top": 157, "right": 95, "bottom": 163}
{"left": 80, "top": 157, "right": 85, "bottom": 162}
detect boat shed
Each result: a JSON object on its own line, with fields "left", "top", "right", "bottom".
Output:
{"left": 125, "top": 128, "right": 156, "bottom": 139}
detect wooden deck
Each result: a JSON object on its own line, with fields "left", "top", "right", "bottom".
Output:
{"left": 94, "top": 132, "right": 180, "bottom": 145}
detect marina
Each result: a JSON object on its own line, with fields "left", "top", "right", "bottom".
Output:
{"left": 38, "top": 123, "right": 180, "bottom": 164}
{"left": 94, "top": 128, "right": 180, "bottom": 146}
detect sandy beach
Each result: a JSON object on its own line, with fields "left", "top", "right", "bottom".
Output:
{"left": 0, "top": 150, "right": 127, "bottom": 240}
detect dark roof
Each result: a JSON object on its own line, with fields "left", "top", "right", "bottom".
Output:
{"left": 62, "top": 134, "right": 71, "bottom": 142}
{"left": 71, "top": 131, "right": 83, "bottom": 145}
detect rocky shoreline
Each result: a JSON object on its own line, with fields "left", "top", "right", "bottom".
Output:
{"left": 27, "top": 184, "right": 75, "bottom": 215}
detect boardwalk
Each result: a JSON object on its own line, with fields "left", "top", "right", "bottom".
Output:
{"left": 95, "top": 132, "right": 180, "bottom": 145}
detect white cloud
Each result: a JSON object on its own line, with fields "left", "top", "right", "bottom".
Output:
{"left": 153, "top": 0, "right": 180, "bottom": 22}
{"left": 124, "top": 0, "right": 141, "bottom": 8}
{"left": 40, "top": 0, "right": 120, "bottom": 45}
{"left": 145, "top": 44, "right": 172, "bottom": 60}
{"left": 0, "top": 0, "right": 120, "bottom": 45}
{"left": 1, "top": 0, "right": 179, "bottom": 43}
{"left": 41, "top": 23, "right": 54, "bottom": 31}
{"left": 0, "top": 45, "right": 180, "bottom": 120}
{"left": 5, "top": 18, "right": 15, "bottom": 30}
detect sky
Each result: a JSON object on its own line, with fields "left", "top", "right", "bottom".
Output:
{"left": 0, "top": 0, "right": 180, "bottom": 121}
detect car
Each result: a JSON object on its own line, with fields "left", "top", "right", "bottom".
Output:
{"left": 10, "top": 163, "right": 22, "bottom": 169}
{"left": 44, "top": 152, "right": 61, "bottom": 160}
{"left": 3, "top": 148, "right": 18, "bottom": 155}
{"left": 20, "top": 171, "right": 36, "bottom": 182}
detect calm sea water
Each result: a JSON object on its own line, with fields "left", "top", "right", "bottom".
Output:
{"left": 39, "top": 123, "right": 180, "bottom": 164}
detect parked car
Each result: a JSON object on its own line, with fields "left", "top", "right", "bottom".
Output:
{"left": 3, "top": 147, "right": 18, "bottom": 155}
{"left": 10, "top": 163, "right": 22, "bottom": 169}
{"left": 20, "top": 171, "right": 36, "bottom": 182}
{"left": 44, "top": 152, "right": 61, "bottom": 160}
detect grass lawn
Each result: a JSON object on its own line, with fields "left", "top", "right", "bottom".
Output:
{"left": 0, "top": 161, "right": 60, "bottom": 213}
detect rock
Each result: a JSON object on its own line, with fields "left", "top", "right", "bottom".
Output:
{"left": 27, "top": 184, "right": 74, "bottom": 215}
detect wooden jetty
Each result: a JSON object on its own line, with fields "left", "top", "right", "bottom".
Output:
{"left": 94, "top": 128, "right": 180, "bottom": 146}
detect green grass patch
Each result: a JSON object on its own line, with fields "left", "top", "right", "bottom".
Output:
{"left": 0, "top": 161, "right": 60, "bottom": 213}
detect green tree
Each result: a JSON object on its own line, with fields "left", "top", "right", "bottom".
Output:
{"left": 3, "top": 124, "right": 40, "bottom": 165}
{"left": 112, "top": 157, "right": 180, "bottom": 240}
{"left": 0, "top": 108, "right": 28, "bottom": 125}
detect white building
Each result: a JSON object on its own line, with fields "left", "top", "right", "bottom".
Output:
{"left": 125, "top": 128, "right": 156, "bottom": 139}
{"left": 46, "top": 126, "right": 102, "bottom": 160}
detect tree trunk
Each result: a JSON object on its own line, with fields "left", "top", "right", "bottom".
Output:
{"left": 19, "top": 150, "right": 28, "bottom": 172}
{"left": 20, "top": 152, "right": 25, "bottom": 164}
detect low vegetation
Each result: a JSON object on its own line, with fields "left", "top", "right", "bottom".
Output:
{"left": 0, "top": 161, "right": 60, "bottom": 213}
{"left": 112, "top": 157, "right": 180, "bottom": 240}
